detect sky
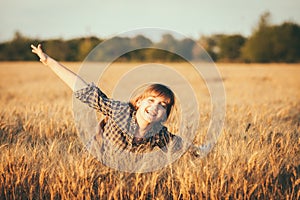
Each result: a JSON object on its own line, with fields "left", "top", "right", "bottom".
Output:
{"left": 1, "top": 0, "right": 300, "bottom": 42}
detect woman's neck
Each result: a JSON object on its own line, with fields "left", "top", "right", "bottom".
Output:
{"left": 135, "top": 121, "right": 162, "bottom": 138}
{"left": 135, "top": 114, "right": 150, "bottom": 135}
{"left": 134, "top": 112, "right": 162, "bottom": 138}
{"left": 135, "top": 123, "right": 151, "bottom": 138}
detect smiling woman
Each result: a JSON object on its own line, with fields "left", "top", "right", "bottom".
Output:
{"left": 74, "top": 81, "right": 181, "bottom": 154}
{"left": 31, "top": 43, "right": 209, "bottom": 172}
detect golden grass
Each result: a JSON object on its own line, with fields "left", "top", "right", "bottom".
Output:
{"left": 0, "top": 62, "right": 299, "bottom": 199}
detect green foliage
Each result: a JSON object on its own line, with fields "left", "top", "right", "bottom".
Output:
{"left": 115, "top": 48, "right": 186, "bottom": 62}
{"left": 218, "top": 35, "right": 246, "bottom": 62}
{"left": 256, "top": 11, "right": 272, "bottom": 32}
{"left": 0, "top": 33, "right": 102, "bottom": 62}
{"left": 42, "top": 37, "right": 102, "bottom": 61}
{"left": 241, "top": 12, "right": 300, "bottom": 63}
{"left": 0, "top": 32, "right": 37, "bottom": 61}
{"left": 271, "top": 22, "right": 300, "bottom": 62}
{"left": 198, "top": 34, "right": 224, "bottom": 61}
{"left": 242, "top": 22, "right": 300, "bottom": 63}
{"left": 1, "top": 13, "right": 300, "bottom": 63}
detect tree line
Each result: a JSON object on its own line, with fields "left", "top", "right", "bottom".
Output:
{"left": 1, "top": 13, "right": 299, "bottom": 63}
{"left": 201, "top": 12, "right": 300, "bottom": 63}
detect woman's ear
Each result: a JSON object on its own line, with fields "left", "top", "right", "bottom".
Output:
{"left": 136, "top": 99, "right": 141, "bottom": 108}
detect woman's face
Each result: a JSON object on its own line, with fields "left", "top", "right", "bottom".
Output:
{"left": 136, "top": 96, "right": 168, "bottom": 125}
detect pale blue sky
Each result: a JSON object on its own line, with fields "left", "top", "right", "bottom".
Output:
{"left": 1, "top": 0, "right": 299, "bottom": 42}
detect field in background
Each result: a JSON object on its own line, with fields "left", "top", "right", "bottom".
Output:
{"left": 0, "top": 62, "right": 299, "bottom": 199}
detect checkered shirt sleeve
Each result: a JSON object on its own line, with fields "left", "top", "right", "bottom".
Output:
{"left": 74, "top": 83, "right": 183, "bottom": 153}
{"left": 74, "top": 83, "right": 121, "bottom": 117}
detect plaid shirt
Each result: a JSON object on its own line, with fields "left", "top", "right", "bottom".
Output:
{"left": 74, "top": 83, "right": 182, "bottom": 153}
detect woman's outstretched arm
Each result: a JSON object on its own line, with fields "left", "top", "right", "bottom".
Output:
{"left": 31, "top": 44, "right": 88, "bottom": 91}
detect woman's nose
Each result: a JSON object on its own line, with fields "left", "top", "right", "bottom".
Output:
{"left": 149, "top": 103, "right": 158, "bottom": 111}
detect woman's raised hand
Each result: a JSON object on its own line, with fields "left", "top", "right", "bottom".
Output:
{"left": 31, "top": 44, "right": 48, "bottom": 65}
{"left": 31, "top": 43, "right": 88, "bottom": 90}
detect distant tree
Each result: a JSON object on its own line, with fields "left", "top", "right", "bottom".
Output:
{"left": 242, "top": 12, "right": 300, "bottom": 62}
{"left": 198, "top": 34, "right": 225, "bottom": 61}
{"left": 65, "top": 38, "right": 81, "bottom": 60}
{"left": 270, "top": 22, "right": 300, "bottom": 62}
{"left": 218, "top": 34, "right": 246, "bottom": 62}
{"left": 43, "top": 39, "right": 70, "bottom": 61}
{"left": 87, "top": 37, "right": 131, "bottom": 61}
{"left": 0, "top": 31, "right": 37, "bottom": 61}
{"left": 76, "top": 36, "right": 101, "bottom": 61}
{"left": 141, "top": 48, "right": 184, "bottom": 62}
{"left": 176, "top": 38, "right": 195, "bottom": 60}
{"left": 241, "top": 12, "right": 274, "bottom": 62}
{"left": 256, "top": 11, "right": 272, "bottom": 32}
{"left": 130, "top": 35, "right": 153, "bottom": 48}
{"left": 127, "top": 35, "right": 153, "bottom": 61}
{"left": 156, "top": 34, "right": 177, "bottom": 52}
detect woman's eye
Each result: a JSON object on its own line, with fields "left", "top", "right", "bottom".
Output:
{"left": 160, "top": 103, "right": 167, "bottom": 108}
{"left": 147, "top": 98, "right": 154, "bottom": 103}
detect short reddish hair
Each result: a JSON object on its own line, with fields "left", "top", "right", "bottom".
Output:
{"left": 130, "top": 83, "right": 175, "bottom": 118}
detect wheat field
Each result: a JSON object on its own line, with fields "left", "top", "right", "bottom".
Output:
{"left": 0, "top": 62, "right": 299, "bottom": 199}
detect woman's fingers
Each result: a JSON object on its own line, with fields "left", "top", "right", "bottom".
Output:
{"left": 31, "top": 43, "right": 48, "bottom": 65}
{"left": 31, "top": 44, "right": 38, "bottom": 54}
{"left": 31, "top": 44, "right": 43, "bottom": 55}
{"left": 31, "top": 44, "right": 36, "bottom": 50}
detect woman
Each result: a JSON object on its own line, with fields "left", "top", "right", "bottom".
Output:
{"left": 31, "top": 44, "right": 210, "bottom": 160}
